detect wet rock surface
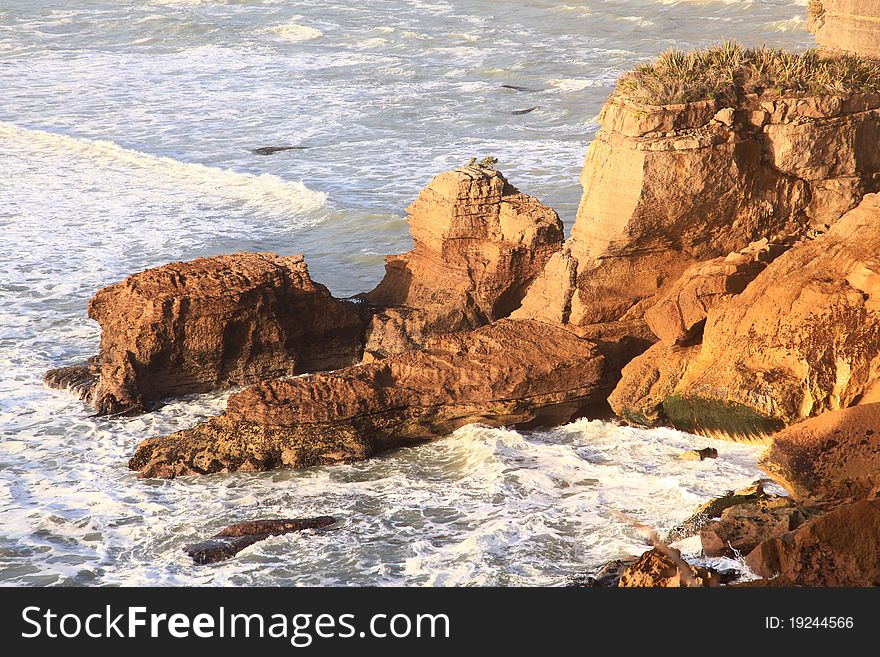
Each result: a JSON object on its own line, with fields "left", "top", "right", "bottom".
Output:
{"left": 184, "top": 517, "right": 337, "bottom": 565}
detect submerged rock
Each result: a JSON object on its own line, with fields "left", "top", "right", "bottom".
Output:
{"left": 362, "top": 167, "right": 563, "bottom": 359}
{"left": 129, "top": 319, "right": 604, "bottom": 478}
{"left": 679, "top": 447, "right": 718, "bottom": 461}
{"left": 184, "top": 517, "right": 336, "bottom": 565}
{"left": 251, "top": 145, "right": 308, "bottom": 155}
{"left": 759, "top": 403, "right": 880, "bottom": 501}
{"left": 51, "top": 253, "right": 365, "bottom": 415}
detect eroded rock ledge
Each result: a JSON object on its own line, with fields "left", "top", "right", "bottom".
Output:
{"left": 129, "top": 319, "right": 603, "bottom": 478}
{"left": 46, "top": 253, "right": 365, "bottom": 415}
{"left": 612, "top": 194, "right": 880, "bottom": 434}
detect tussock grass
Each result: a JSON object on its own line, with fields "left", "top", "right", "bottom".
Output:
{"left": 615, "top": 41, "right": 880, "bottom": 105}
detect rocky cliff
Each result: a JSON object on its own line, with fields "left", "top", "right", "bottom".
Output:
{"left": 810, "top": 0, "right": 880, "bottom": 59}
{"left": 612, "top": 194, "right": 880, "bottom": 434}
{"left": 362, "top": 165, "right": 563, "bottom": 359}
{"left": 516, "top": 89, "right": 880, "bottom": 335}
{"left": 129, "top": 319, "right": 603, "bottom": 478}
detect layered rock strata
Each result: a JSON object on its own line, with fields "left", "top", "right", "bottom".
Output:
{"left": 516, "top": 91, "right": 880, "bottom": 335}
{"left": 129, "top": 319, "right": 604, "bottom": 478}
{"left": 45, "top": 253, "right": 364, "bottom": 415}
{"left": 809, "top": 0, "right": 880, "bottom": 59}
{"left": 362, "top": 166, "right": 564, "bottom": 359}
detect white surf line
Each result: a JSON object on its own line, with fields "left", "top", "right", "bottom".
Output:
{"left": 0, "top": 120, "right": 328, "bottom": 218}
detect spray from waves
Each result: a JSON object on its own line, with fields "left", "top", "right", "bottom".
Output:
{"left": 0, "top": 121, "right": 327, "bottom": 218}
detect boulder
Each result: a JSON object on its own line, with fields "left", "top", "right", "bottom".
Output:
{"left": 129, "top": 319, "right": 604, "bottom": 478}
{"left": 184, "top": 517, "right": 336, "bottom": 565}
{"left": 607, "top": 342, "right": 700, "bottom": 426}
{"left": 745, "top": 498, "right": 880, "bottom": 586}
{"left": 617, "top": 548, "right": 721, "bottom": 587}
{"left": 700, "top": 497, "right": 806, "bottom": 558}
{"left": 48, "top": 253, "right": 365, "bottom": 415}
{"left": 759, "top": 403, "right": 880, "bottom": 501}
{"left": 362, "top": 166, "right": 563, "bottom": 358}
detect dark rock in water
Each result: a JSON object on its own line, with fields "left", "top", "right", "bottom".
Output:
{"left": 679, "top": 447, "right": 718, "bottom": 461}
{"left": 184, "top": 516, "right": 336, "bottom": 565}
{"left": 251, "top": 146, "right": 309, "bottom": 155}
{"left": 511, "top": 107, "right": 538, "bottom": 115}
{"left": 44, "top": 357, "right": 99, "bottom": 405}
{"left": 501, "top": 84, "right": 540, "bottom": 93}
{"left": 567, "top": 557, "right": 638, "bottom": 587}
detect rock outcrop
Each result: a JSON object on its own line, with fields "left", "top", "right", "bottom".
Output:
{"left": 129, "top": 319, "right": 604, "bottom": 478}
{"left": 809, "top": 1, "right": 880, "bottom": 59}
{"left": 643, "top": 239, "right": 791, "bottom": 346}
{"left": 617, "top": 548, "right": 721, "bottom": 587}
{"left": 700, "top": 497, "right": 806, "bottom": 559}
{"left": 515, "top": 91, "right": 880, "bottom": 338}
{"left": 759, "top": 403, "right": 880, "bottom": 501}
{"left": 46, "top": 253, "right": 365, "bottom": 415}
{"left": 362, "top": 166, "right": 563, "bottom": 359}
{"left": 745, "top": 498, "right": 880, "bottom": 586}
{"left": 611, "top": 194, "right": 880, "bottom": 434}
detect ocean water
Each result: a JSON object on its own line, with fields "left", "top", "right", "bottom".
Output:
{"left": 0, "top": 0, "right": 811, "bottom": 586}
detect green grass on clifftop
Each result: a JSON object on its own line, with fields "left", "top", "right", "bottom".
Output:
{"left": 616, "top": 41, "right": 880, "bottom": 105}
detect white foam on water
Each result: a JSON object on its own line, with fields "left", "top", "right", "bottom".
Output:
{"left": 549, "top": 78, "right": 606, "bottom": 92}
{"left": 0, "top": 0, "right": 814, "bottom": 586}
{"left": 268, "top": 20, "right": 323, "bottom": 43}
{"left": 0, "top": 121, "right": 327, "bottom": 219}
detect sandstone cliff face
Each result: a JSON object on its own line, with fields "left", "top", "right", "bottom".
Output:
{"left": 759, "top": 403, "right": 880, "bottom": 501}
{"left": 667, "top": 194, "right": 880, "bottom": 433}
{"left": 608, "top": 239, "right": 789, "bottom": 425}
{"left": 128, "top": 319, "right": 604, "bottom": 478}
{"left": 362, "top": 166, "right": 563, "bottom": 359}
{"left": 516, "top": 91, "right": 880, "bottom": 333}
{"left": 610, "top": 194, "right": 880, "bottom": 434}
{"left": 809, "top": 0, "right": 880, "bottom": 59}
{"left": 53, "top": 253, "right": 365, "bottom": 415}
